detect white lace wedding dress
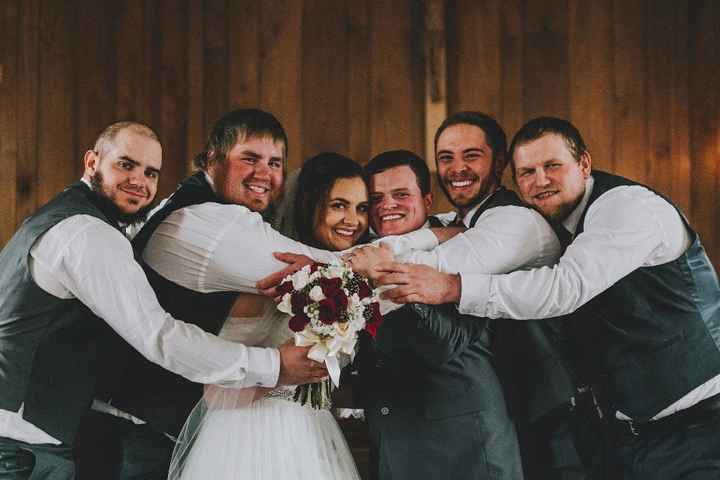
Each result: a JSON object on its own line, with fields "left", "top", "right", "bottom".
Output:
{"left": 168, "top": 301, "right": 361, "bottom": 480}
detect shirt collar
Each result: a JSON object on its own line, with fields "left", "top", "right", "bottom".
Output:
{"left": 461, "top": 187, "right": 499, "bottom": 227}
{"left": 562, "top": 175, "right": 594, "bottom": 235}
{"left": 204, "top": 171, "right": 216, "bottom": 192}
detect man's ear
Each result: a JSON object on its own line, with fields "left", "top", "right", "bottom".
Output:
{"left": 579, "top": 151, "right": 592, "bottom": 178}
{"left": 83, "top": 150, "right": 98, "bottom": 177}
{"left": 423, "top": 192, "right": 433, "bottom": 212}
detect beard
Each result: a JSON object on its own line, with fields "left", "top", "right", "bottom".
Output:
{"left": 89, "top": 171, "right": 154, "bottom": 227}
{"left": 439, "top": 171, "right": 498, "bottom": 214}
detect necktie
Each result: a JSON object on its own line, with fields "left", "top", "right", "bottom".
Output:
{"left": 449, "top": 213, "right": 465, "bottom": 228}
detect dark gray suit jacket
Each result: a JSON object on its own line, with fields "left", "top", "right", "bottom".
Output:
{"left": 358, "top": 303, "right": 522, "bottom": 480}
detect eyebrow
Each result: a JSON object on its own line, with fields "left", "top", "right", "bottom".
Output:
{"left": 119, "top": 155, "right": 160, "bottom": 174}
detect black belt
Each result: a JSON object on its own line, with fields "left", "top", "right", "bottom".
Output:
{"left": 613, "top": 392, "right": 720, "bottom": 437}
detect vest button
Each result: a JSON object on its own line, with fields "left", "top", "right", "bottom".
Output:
{"left": 380, "top": 406, "right": 390, "bottom": 415}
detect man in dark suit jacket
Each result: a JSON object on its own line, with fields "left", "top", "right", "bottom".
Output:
{"left": 355, "top": 147, "right": 523, "bottom": 479}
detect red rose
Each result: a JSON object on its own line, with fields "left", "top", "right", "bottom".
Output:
{"left": 289, "top": 314, "right": 310, "bottom": 332}
{"left": 318, "top": 298, "right": 338, "bottom": 324}
{"left": 310, "top": 263, "right": 323, "bottom": 273}
{"left": 358, "top": 281, "right": 372, "bottom": 299}
{"left": 291, "top": 291, "right": 308, "bottom": 314}
{"left": 319, "top": 277, "right": 342, "bottom": 297}
{"left": 364, "top": 302, "right": 383, "bottom": 338}
{"left": 277, "top": 281, "right": 294, "bottom": 296}
{"left": 333, "top": 290, "right": 348, "bottom": 310}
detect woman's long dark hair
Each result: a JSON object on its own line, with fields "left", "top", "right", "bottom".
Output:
{"left": 294, "top": 153, "right": 369, "bottom": 249}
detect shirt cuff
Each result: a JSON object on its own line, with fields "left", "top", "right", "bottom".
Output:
{"left": 374, "top": 229, "right": 439, "bottom": 256}
{"left": 243, "top": 346, "right": 280, "bottom": 388}
{"left": 457, "top": 273, "right": 492, "bottom": 317}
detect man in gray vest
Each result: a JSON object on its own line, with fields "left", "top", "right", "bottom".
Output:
{"left": 0, "top": 121, "right": 326, "bottom": 480}
{"left": 376, "top": 117, "right": 720, "bottom": 479}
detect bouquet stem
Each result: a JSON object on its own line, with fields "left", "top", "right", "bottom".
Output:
{"left": 294, "top": 379, "right": 334, "bottom": 409}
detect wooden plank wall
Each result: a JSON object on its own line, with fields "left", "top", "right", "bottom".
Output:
{"left": 1, "top": 0, "right": 718, "bottom": 266}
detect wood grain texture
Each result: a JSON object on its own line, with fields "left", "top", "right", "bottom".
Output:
{"left": 259, "top": 0, "right": 303, "bottom": 171}
{"left": 369, "top": 0, "right": 423, "bottom": 157}
{"left": 301, "top": 0, "right": 348, "bottom": 160}
{"left": 0, "top": 0, "right": 18, "bottom": 243}
{"left": 523, "top": 0, "right": 569, "bottom": 120}
{"left": 156, "top": 0, "right": 188, "bottom": 197}
{"left": 0, "top": 0, "right": 718, "bottom": 268}
{"left": 37, "top": 0, "right": 77, "bottom": 204}
{"left": 612, "top": 0, "right": 647, "bottom": 182}
{"left": 15, "top": 0, "right": 40, "bottom": 225}
{"left": 568, "top": 0, "right": 613, "bottom": 173}
{"left": 689, "top": 0, "right": 719, "bottom": 265}
{"left": 346, "top": 0, "right": 371, "bottom": 165}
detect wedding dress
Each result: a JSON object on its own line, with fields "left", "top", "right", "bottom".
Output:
{"left": 168, "top": 300, "right": 361, "bottom": 479}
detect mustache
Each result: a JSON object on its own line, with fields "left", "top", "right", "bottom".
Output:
{"left": 442, "top": 173, "right": 479, "bottom": 183}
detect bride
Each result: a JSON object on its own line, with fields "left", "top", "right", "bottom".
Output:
{"left": 169, "top": 153, "right": 369, "bottom": 480}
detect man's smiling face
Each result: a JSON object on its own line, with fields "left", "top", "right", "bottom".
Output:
{"left": 208, "top": 135, "right": 285, "bottom": 213}
{"left": 513, "top": 133, "right": 591, "bottom": 221}
{"left": 436, "top": 124, "right": 497, "bottom": 215}
{"left": 369, "top": 165, "right": 432, "bottom": 237}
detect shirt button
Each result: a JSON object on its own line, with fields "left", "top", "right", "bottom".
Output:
{"left": 380, "top": 407, "right": 390, "bottom": 415}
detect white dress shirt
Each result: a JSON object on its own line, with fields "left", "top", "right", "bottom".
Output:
{"left": 387, "top": 196, "right": 561, "bottom": 275}
{"left": 2, "top": 207, "right": 283, "bottom": 444}
{"left": 455, "top": 175, "right": 720, "bottom": 419}
{"left": 142, "top": 202, "right": 340, "bottom": 294}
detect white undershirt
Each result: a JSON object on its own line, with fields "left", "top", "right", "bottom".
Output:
{"left": 455, "top": 175, "right": 720, "bottom": 419}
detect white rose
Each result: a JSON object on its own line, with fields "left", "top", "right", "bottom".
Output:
{"left": 277, "top": 294, "right": 293, "bottom": 314}
{"left": 309, "top": 285, "right": 325, "bottom": 302}
{"left": 292, "top": 269, "right": 310, "bottom": 290}
{"left": 324, "top": 263, "right": 345, "bottom": 280}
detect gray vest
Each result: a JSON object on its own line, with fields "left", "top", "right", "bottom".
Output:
{"left": 567, "top": 171, "right": 720, "bottom": 419}
{"left": 0, "top": 182, "right": 119, "bottom": 444}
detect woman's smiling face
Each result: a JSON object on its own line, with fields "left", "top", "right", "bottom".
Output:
{"left": 313, "top": 176, "right": 369, "bottom": 251}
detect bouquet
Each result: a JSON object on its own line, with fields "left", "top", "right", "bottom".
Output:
{"left": 276, "top": 261, "right": 383, "bottom": 409}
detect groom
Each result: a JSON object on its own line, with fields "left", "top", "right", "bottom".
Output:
{"left": 354, "top": 148, "right": 524, "bottom": 479}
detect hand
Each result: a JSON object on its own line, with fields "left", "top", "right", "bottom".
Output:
{"left": 277, "top": 340, "right": 328, "bottom": 386}
{"left": 375, "top": 262, "right": 461, "bottom": 305}
{"left": 256, "top": 252, "right": 314, "bottom": 297}
{"left": 343, "top": 243, "right": 393, "bottom": 280}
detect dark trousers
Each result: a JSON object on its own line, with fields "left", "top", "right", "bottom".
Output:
{"left": 516, "top": 412, "right": 587, "bottom": 480}
{"left": 366, "top": 408, "right": 523, "bottom": 480}
{"left": 0, "top": 437, "right": 74, "bottom": 480}
{"left": 75, "top": 411, "right": 174, "bottom": 480}
{"left": 616, "top": 412, "right": 720, "bottom": 479}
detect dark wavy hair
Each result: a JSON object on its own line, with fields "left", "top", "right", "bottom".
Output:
{"left": 294, "top": 153, "right": 369, "bottom": 249}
